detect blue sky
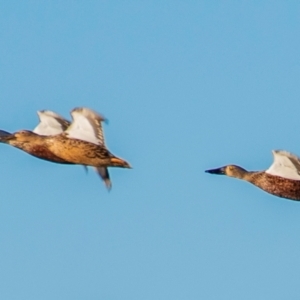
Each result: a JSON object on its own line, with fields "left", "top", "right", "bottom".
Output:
{"left": 1, "top": 1, "right": 300, "bottom": 299}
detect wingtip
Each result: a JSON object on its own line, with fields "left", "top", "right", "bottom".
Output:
{"left": 272, "top": 149, "right": 290, "bottom": 157}
{"left": 71, "top": 107, "right": 107, "bottom": 123}
{"left": 104, "top": 180, "right": 112, "bottom": 191}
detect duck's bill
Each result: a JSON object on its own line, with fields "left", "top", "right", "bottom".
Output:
{"left": 0, "top": 130, "right": 14, "bottom": 141}
{"left": 205, "top": 167, "right": 226, "bottom": 175}
{"left": 0, "top": 130, "right": 11, "bottom": 137}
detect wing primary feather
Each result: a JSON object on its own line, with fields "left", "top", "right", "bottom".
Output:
{"left": 95, "top": 167, "right": 112, "bottom": 191}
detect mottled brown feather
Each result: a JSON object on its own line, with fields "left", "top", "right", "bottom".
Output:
{"left": 43, "top": 133, "right": 130, "bottom": 168}
{"left": 4, "top": 133, "right": 73, "bottom": 164}
{"left": 45, "top": 134, "right": 114, "bottom": 165}
{"left": 2, "top": 130, "right": 130, "bottom": 175}
{"left": 247, "top": 172, "right": 300, "bottom": 201}
{"left": 25, "top": 145, "right": 74, "bottom": 164}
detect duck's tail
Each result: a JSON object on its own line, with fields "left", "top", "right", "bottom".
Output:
{"left": 110, "top": 156, "right": 131, "bottom": 169}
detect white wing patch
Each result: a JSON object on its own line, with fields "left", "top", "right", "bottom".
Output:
{"left": 33, "top": 111, "right": 69, "bottom": 136}
{"left": 266, "top": 150, "right": 300, "bottom": 180}
{"left": 65, "top": 108, "right": 107, "bottom": 146}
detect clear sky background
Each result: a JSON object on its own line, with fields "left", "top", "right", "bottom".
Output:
{"left": 1, "top": 1, "right": 300, "bottom": 299}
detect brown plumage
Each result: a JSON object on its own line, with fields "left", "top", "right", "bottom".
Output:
{"left": 247, "top": 172, "right": 300, "bottom": 200}
{"left": 17, "top": 143, "right": 74, "bottom": 164}
{"left": 1, "top": 130, "right": 130, "bottom": 168}
{"left": 0, "top": 130, "right": 73, "bottom": 164}
{"left": 46, "top": 132, "right": 129, "bottom": 168}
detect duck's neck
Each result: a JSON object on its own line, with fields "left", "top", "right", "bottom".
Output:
{"left": 241, "top": 171, "right": 262, "bottom": 182}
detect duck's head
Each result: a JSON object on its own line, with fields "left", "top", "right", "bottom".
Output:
{"left": 205, "top": 165, "right": 247, "bottom": 179}
{"left": 6, "top": 130, "right": 39, "bottom": 143}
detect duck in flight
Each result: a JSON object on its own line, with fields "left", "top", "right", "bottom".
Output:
{"left": 205, "top": 150, "right": 300, "bottom": 201}
{"left": 0, "top": 108, "right": 130, "bottom": 189}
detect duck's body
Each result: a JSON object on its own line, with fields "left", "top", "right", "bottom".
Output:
{"left": 2, "top": 130, "right": 130, "bottom": 168}
{"left": 206, "top": 150, "right": 300, "bottom": 201}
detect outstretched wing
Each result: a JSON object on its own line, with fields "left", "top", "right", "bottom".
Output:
{"left": 65, "top": 107, "right": 107, "bottom": 146}
{"left": 33, "top": 110, "right": 70, "bottom": 136}
{"left": 266, "top": 150, "right": 300, "bottom": 180}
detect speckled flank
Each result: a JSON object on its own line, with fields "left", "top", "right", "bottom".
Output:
{"left": 24, "top": 145, "right": 74, "bottom": 164}
{"left": 45, "top": 133, "right": 130, "bottom": 168}
{"left": 4, "top": 132, "right": 73, "bottom": 164}
{"left": 247, "top": 172, "right": 300, "bottom": 201}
